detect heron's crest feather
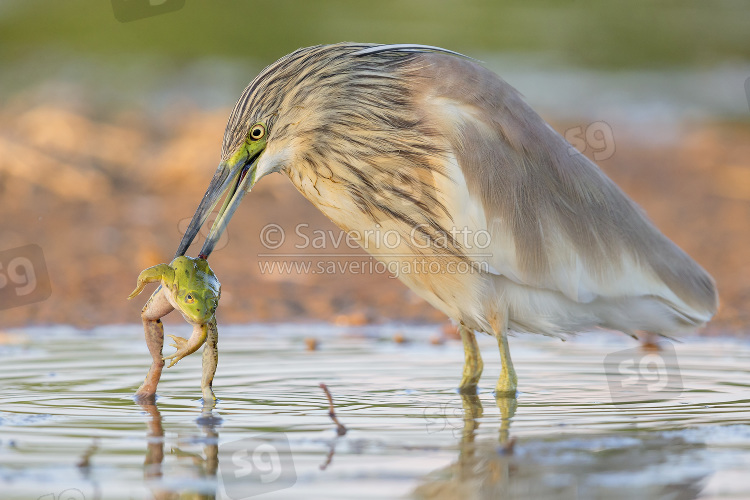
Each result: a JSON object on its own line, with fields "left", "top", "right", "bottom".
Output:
{"left": 352, "top": 44, "right": 479, "bottom": 62}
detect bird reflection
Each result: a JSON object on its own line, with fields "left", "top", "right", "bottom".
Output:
{"left": 138, "top": 400, "right": 220, "bottom": 500}
{"left": 414, "top": 395, "right": 706, "bottom": 500}
{"left": 420, "top": 395, "right": 518, "bottom": 499}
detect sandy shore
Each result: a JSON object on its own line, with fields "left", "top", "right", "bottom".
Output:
{"left": 1, "top": 102, "right": 748, "bottom": 334}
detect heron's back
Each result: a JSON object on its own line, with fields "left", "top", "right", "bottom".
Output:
{"left": 246, "top": 43, "right": 717, "bottom": 337}
{"left": 412, "top": 53, "right": 717, "bottom": 335}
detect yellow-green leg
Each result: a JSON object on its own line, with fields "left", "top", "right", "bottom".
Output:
{"left": 458, "top": 324, "right": 483, "bottom": 394}
{"left": 492, "top": 313, "right": 517, "bottom": 443}
{"left": 495, "top": 329, "right": 517, "bottom": 397}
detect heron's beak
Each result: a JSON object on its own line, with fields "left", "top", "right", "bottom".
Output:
{"left": 174, "top": 144, "right": 263, "bottom": 259}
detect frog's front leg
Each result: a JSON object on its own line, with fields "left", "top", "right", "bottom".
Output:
{"left": 135, "top": 287, "right": 174, "bottom": 401}
{"left": 163, "top": 322, "right": 208, "bottom": 368}
{"left": 201, "top": 318, "right": 218, "bottom": 402}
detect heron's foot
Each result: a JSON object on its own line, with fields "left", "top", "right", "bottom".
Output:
{"left": 163, "top": 335, "right": 199, "bottom": 368}
{"left": 458, "top": 383, "right": 478, "bottom": 395}
{"left": 459, "top": 325, "right": 484, "bottom": 395}
{"left": 458, "top": 377, "right": 480, "bottom": 395}
{"left": 494, "top": 369, "right": 518, "bottom": 398}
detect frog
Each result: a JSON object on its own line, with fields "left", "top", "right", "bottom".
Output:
{"left": 127, "top": 256, "right": 221, "bottom": 402}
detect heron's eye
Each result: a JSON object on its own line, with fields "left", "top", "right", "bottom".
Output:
{"left": 249, "top": 123, "right": 266, "bottom": 141}
{"left": 185, "top": 294, "right": 195, "bottom": 304}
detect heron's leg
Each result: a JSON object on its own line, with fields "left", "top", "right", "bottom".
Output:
{"left": 136, "top": 287, "right": 174, "bottom": 401}
{"left": 201, "top": 319, "right": 218, "bottom": 402}
{"left": 163, "top": 322, "right": 208, "bottom": 367}
{"left": 492, "top": 316, "right": 517, "bottom": 397}
{"left": 458, "top": 324, "right": 484, "bottom": 394}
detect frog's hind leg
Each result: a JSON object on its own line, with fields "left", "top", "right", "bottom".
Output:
{"left": 163, "top": 322, "right": 208, "bottom": 368}
{"left": 135, "top": 286, "right": 174, "bottom": 402}
{"left": 201, "top": 319, "right": 218, "bottom": 402}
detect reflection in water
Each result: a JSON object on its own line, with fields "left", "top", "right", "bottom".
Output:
{"left": 135, "top": 392, "right": 713, "bottom": 499}
{"left": 139, "top": 400, "right": 220, "bottom": 500}
{"left": 415, "top": 395, "right": 518, "bottom": 499}
{"left": 319, "top": 383, "right": 348, "bottom": 471}
{"left": 75, "top": 439, "right": 101, "bottom": 500}
{"left": 1, "top": 327, "right": 750, "bottom": 498}
{"left": 414, "top": 394, "right": 708, "bottom": 500}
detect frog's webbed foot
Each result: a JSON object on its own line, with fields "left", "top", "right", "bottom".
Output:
{"left": 163, "top": 335, "right": 192, "bottom": 368}
{"left": 163, "top": 323, "right": 208, "bottom": 368}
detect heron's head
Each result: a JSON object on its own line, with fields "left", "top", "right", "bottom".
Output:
{"left": 174, "top": 44, "right": 354, "bottom": 258}
{"left": 175, "top": 43, "right": 467, "bottom": 259}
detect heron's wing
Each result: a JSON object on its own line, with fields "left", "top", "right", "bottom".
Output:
{"left": 415, "top": 54, "right": 717, "bottom": 325}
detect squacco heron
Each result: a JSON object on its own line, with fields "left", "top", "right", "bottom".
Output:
{"left": 175, "top": 43, "right": 717, "bottom": 397}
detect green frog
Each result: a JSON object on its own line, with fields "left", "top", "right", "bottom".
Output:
{"left": 128, "top": 256, "right": 221, "bottom": 402}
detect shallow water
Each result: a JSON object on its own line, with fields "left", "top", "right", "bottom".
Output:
{"left": 1, "top": 324, "right": 749, "bottom": 500}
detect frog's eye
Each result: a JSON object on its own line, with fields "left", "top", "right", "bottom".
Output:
{"left": 185, "top": 294, "right": 195, "bottom": 304}
{"left": 249, "top": 123, "right": 266, "bottom": 141}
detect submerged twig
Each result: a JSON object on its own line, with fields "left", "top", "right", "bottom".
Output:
{"left": 319, "top": 383, "right": 347, "bottom": 471}
{"left": 77, "top": 438, "right": 99, "bottom": 470}
{"left": 320, "top": 448, "right": 335, "bottom": 470}
{"left": 319, "top": 383, "right": 347, "bottom": 436}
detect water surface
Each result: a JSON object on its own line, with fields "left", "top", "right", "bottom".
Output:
{"left": 1, "top": 324, "right": 749, "bottom": 499}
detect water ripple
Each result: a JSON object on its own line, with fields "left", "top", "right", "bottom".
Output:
{"left": 0, "top": 325, "right": 749, "bottom": 499}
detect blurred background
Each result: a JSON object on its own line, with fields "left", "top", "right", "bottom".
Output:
{"left": 1, "top": 0, "right": 749, "bottom": 330}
